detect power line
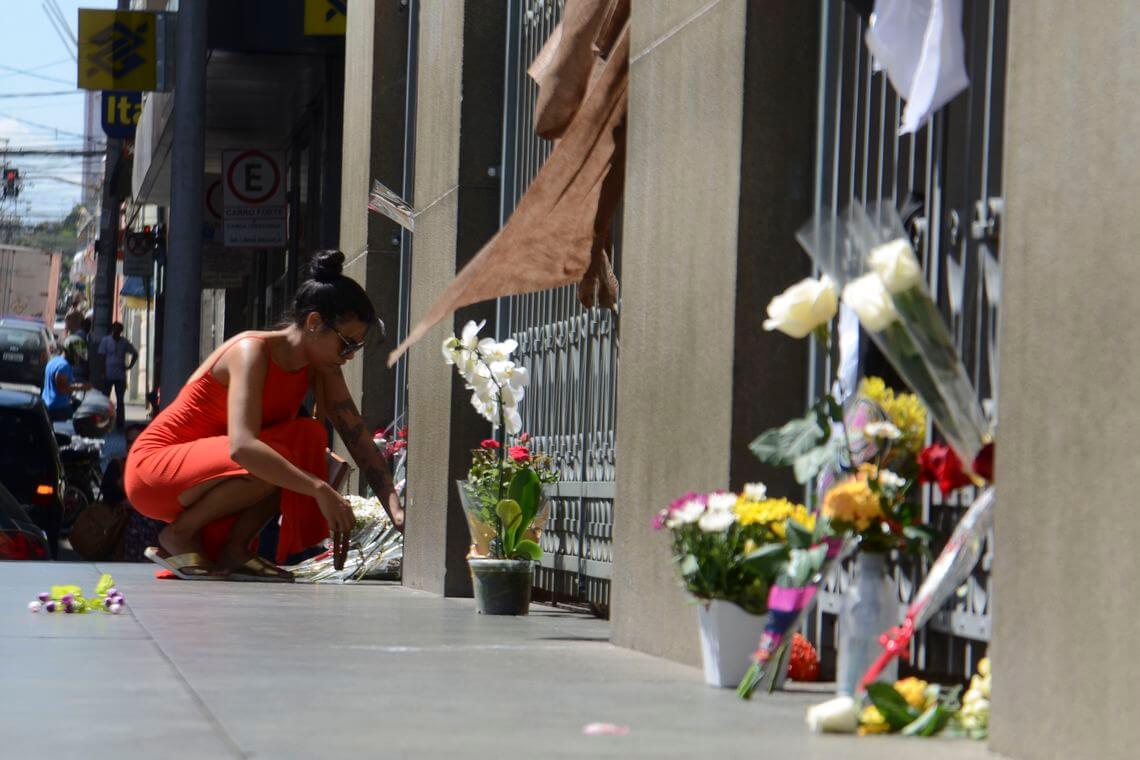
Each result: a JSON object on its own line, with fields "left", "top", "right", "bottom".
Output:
{"left": 0, "top": 90, "right": 82, "bottom": 99}
{"left": 0, "top": 113, "right": 90, "bottom": 140}
{"left": 1, "top": 149, "right": 104, "bottom": 157}
{"left": 0, "top": 60, "right": 74, "bottom": 84}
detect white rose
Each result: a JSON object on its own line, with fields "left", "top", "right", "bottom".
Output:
{"left": 742, "top": 482, "right": 768, "bottom": 502}
{"left": 762, "top": 275, "right": 838, "bottom": 339}
{"left": 877, "top": 469, "right": 906, "bottom": 490}
{"left": 868, "top": 238, "right": 923, "bottom": 294}
{"left": 666, "top": 499, "right": 705, "bottom": 528}
{"left": 805, "top": 696, "right": 859, "bottom": 734}
{"left": 706, "top": 492, "right": 738, "bottom": 512}
{"left": 841, "top": 273, "right": 899, "bottom": 332}
{"left": 698, "top": 508, "right": 736, "bottom": 533}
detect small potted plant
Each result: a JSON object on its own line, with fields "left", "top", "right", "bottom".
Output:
{"left": 444, "top": 320, "right": 558, "bottom": 615}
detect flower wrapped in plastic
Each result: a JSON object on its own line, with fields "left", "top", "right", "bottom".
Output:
{"left": 796, "top": 204, "right": 991, "bottom": 465}
{"left": 284, "top": 420, "right": 406, "bottom": 583}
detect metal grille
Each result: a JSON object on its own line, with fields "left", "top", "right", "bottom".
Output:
{"left": 498, "top": 0, "right": 618, "bottom": 613}
{"left": 807, "top": 0, "right": 1007, "bottom": 681}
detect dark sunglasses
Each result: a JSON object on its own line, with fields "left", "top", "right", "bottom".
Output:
{"left": 328, "top": 318, "right": 387, "bottom": 358}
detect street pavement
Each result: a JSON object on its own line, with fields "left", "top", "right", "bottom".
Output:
{"left": 0, "top": 562, "right": 1003, "bottom": 759}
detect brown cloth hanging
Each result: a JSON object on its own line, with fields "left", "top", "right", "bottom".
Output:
{"left": 388, "top": 0, "right": 628, "bottom": 366}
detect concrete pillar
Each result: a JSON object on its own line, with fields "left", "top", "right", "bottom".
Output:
{"left": 990, "top": 3, "right": 1140, "bottom": 759}
{"left": 400, "top": 0, "right": 506, "bottom": 596}
{"left": 338, "top": 0, "right": 408, "bottom": 484}
{"left": 611, "top": 0, "right": 749, "bottom": 664}
{"left": 610, "top": 1, "right": 819, "bottom": 664}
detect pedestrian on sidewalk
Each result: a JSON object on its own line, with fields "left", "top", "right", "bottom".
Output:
{"left": 124, "top": 250, "right": 405, "bottom": 582}
{"left": 98, "top": 322, "right": 138, "bottom": 428}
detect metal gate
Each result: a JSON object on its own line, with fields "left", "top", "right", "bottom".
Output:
{"left": 498, "top": 0, "right": 617, "bottom": 613}
{"left": 807, "top": 0, "right": 1007, "bottom": 681}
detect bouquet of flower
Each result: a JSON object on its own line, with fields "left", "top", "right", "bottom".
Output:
{"left": 444, "top": 320, "right": 558, "bottom": 561}
{"left": 286, "top": 420, "right": 407, "bottom": 583}
{"left": 654, "top": 484, "right": 816, "bottom": 615}
{"left": 805, "top": 657, "right": 990, "bottom": 740}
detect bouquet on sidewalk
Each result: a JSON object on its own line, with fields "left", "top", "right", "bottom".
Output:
{"left": 285, "top": 420, "right": 406, "bottom": 583}
{"left": 808, "top": 657, "right": 991, "bottom": 739}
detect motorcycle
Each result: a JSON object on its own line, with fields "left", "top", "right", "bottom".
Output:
{"left": 52, "top": 389, "right": 114, "bottom": 536}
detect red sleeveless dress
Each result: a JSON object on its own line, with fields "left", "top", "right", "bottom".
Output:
{"left": 124, "top": 336, "right": 330, "bottom": 563}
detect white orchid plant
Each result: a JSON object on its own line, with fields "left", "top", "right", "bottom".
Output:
{"left": 444, "top": 320, "right": 553, "bottom": 561}
{"left": 443, "top": 319, "right": 529, "bottom": 436}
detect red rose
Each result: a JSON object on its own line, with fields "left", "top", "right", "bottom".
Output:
{"left": 919, "top": 442, "right": 996, "bottom": 495}
{"left": 919, "top": 444, "right": 969, "bottom": 495}
{"left": 972, "top": 442, "right": 995, "bottom": 482}
{"left": 397, "top": 426, "right": 408, "bottom": 440}
{"left": 480, "top": 439, "right": 501, "bottom": 450}
{"left": 508, "top": 445, "right": 530, "bottom": 463}
{"left": 519, "top": 432, "right": 531, "bottom": 444}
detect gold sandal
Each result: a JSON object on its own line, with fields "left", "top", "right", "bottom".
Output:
{"left": 144, "top": 547, "right": 226, "bottom": 581}
{"left": 226, "top": 556, "right": 295, "bottom": 583}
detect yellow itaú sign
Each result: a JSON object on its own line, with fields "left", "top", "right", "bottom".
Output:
{"left": 304, "top": 0, "right": 347, "bottom": 36}
{"left": 78, "top": 10, "right": 158, "bottom": 91}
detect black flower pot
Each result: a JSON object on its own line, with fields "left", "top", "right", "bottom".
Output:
{"left": 468, "top": 558, "right": 534, "bottom": 615}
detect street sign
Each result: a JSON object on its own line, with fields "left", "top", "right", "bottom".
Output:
{"left": 78, "top": 10, "right": 159, "bottom": 91}
{"left": 101, "top": 91, "right": 142, "bottom": 139}
{"left": 304, "top": 0, "right": 347, "bottom": 36}
{"left": 222, "top": 150, "right": 287, "bottom": 247}
{"left": 122, "top": 231, "right": 154, "bottom": 277}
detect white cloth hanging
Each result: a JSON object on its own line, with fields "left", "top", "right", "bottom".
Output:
{"left": 864, "top": 0, "right": 969, "bottom": 135}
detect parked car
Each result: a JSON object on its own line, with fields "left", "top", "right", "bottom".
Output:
{"left": 0, "top": 480, "right": 49, "bottom": 560}
{"left": 0, "top": 388, "right": 65, "bottom": 558}
{"left": 0, "top": 315, "right": 55, "bottom": 390}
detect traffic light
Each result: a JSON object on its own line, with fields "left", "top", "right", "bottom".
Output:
{"left": 2, "top": 168, "right": 18, "bottom": 198}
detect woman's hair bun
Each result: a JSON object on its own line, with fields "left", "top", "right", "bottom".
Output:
{"left": 308, "top": 250, "right": 345, "bottom": 283}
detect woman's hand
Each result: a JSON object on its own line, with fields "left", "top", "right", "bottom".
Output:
{"left": 385, "top": 489, "right": 405, "bottom": 533}
{"left": 315, "top": 482, "right": 355, "bottom": 534}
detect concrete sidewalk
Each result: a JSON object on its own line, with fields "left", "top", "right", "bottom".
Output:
{"left": 0, "top": 562, "right": 1000, "bottom": 759}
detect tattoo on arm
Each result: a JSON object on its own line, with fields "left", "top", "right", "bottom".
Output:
{"left": 327, "top": 397, "right": 395, "bottom": 497}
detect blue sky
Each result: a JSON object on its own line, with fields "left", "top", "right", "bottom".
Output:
{"left": 0, "top": 0, "right": 117, "bottom": 222}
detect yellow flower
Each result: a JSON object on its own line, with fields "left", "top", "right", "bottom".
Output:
{"left": 977, "top": 657, "right": 990, "bottom": 678}
{"left": 858, "top": 705, "right": 890, "bottom": 735}
{"left": 894, "top": 677, "right": 930, "bottom": 710}
{"left": 822, "top": 476, "right": 882, "bottom": 532}
{"left": 734, "top": 497, "right": 795, "bottom": 527}
{"left": 859, "top": 376, "right": 927, "bottom": 454}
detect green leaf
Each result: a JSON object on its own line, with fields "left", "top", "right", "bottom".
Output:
{"left": 784, "top": 519, "right": 813, "bottom": 550}
{"left": 750, "top": 413, "right": 827, "bottom": 467}
{"left": 507, "top": 469, "right": 542, "bottom": 550}
{"left": 738, "top": 543, "right": 789, "bottom": 579}
{"left": 95, "top": 574, "right": 114, "bottom": 596}
{"left": 495, "top": 499, "right": 523, "bottom": 555}
{"left": 901, "top": 703, "right": 954, "bottom": 737}
{"left": 865, "top": 682, "right": 920, "bottom": 731}
{"left": 511, "top": 539, "right": 543, "bottom": 561}
{"left": 792, "top": 439, "right": 840, "bottom": 484}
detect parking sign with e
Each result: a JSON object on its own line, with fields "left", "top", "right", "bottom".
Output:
{"left": 222, "top": 150, "right": 287, "bottom": 247}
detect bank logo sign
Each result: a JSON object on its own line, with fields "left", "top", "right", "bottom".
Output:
{"left": 304, "top": 0, "right": 347, "bottom": 36}
{"left": 78, "top": 10, "right": 158, "bottom": 91}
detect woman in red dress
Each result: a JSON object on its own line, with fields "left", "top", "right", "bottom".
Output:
{"left": 125, "top": 251, "right": 404, "bottom": 580}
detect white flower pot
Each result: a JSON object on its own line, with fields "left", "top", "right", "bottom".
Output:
{"left": 696, "top": 600, "right": 764, "bottom": 688}
{"left": 836, "top": 551, "right": 899, "bottom": 695}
